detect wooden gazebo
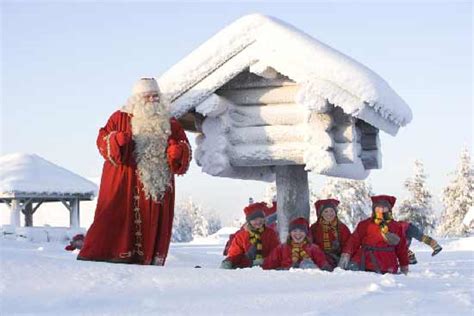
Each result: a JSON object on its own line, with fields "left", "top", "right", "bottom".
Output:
{"left": 0, "top": 153, "right": 97, "bottom": 228}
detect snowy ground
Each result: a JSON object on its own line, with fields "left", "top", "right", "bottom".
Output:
{"left": 1, "top": 236, "right": 473, "bottom": 315}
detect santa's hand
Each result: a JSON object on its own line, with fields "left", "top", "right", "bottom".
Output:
{"left": 116, "top": 132, "right": 132, "bottom": 146}
{"left": 338, "top": 253, "right": 350, "bottom": 270}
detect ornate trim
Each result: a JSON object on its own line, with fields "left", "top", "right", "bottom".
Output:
{"left": 104, "top": 131, "right": 118, "bottom": 167}
{"left": 132, "top": 186, "right": 144, "bottom": 257}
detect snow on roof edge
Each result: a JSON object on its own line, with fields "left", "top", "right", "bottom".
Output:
{"left": 159, "top": 13, "right": 412, "bottom": 134}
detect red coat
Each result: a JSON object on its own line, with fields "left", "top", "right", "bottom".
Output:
{"left": 262, "top": 242, "right": 329, "bottom": 270}
{"left": 343, "top": 218, "right": 409, "bottom": 273}
{"left": 225, "top": 225, "right": 280, "bottom": 268}
{"left": 310, "top": 220, "right": 351, "bottom": 267}
{"left": 78, "top": 111, "right": 190, "bottom": 265}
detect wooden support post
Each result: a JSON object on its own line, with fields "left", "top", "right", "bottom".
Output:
{"left": 23, "top": 202, "right": 33, "bottom": 227}
{"left": 70, "top": 199, "right": 80, "bottom": 228}
{"left": 275, "top": 165, "right": 310, "bottom": 242}
{"left": 10, "top": 200, "right": 21, "bottom": 227}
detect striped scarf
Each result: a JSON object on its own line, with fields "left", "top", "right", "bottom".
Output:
{"left": 320, "top": 219, "right": 339, "bottom": 253}
{"left": 373, "top": 210, "right": 393, "bottom": 241}
{"left": 291, "top": 240, "right": 310, "bottom": 264}
{"left": 248, "top": 227, "right": 264, "bottom": 260}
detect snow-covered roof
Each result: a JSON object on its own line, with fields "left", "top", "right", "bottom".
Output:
{"left": 0, "top": 153, "right": 98, "bottom": 198}
{"left": 159, "top": 13, "right": 412, "bottom": 136}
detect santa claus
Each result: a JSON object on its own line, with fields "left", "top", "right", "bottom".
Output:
{"left": 78, "top": 78, "right": 191, "bottom": 265}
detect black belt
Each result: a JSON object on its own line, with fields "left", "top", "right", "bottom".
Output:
{"left": 360, "top": 245, "right": 395, "bottom": 274}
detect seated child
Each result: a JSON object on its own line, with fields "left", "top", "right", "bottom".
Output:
{"left": 310, "top": 199, "right": 351, "bottom": 268}
{"left": 263, "top": 217, "right": 332, "bottom": 271}
{"left": 220, "top": 202, "right": 280, "bottom": 269}
{"left": 338, "top": 195, "right": 409, "bottom": 275}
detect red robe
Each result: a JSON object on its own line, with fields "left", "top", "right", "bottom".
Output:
{"left": 262, "top": 242, "right": 329, "bottom": 270}
{"left": 78, "top": 111, "right": 191, "bottom": 265}
{"left": 225, "top": 225, "right": 280, "bottom": 268}
{"left": 310, "top": 219, "right": 351, "bottom": 268}
{"left": 342, "top": 218, "right": 409, "bottom": 273}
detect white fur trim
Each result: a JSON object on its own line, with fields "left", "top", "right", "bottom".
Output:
{"left": 132, "top": 78, "right": 160, "bottom": 96}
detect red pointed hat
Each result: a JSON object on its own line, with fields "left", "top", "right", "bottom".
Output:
{"left": 371, "top": 195, "right": 397, "bottom": 209}
{"left": 244, "top": 202, "right": 266, "bottom": 221}
{"left": 314, "top": 198, "right": 340, "bottom": 216}
{"left": 289, "top": 217, "right": 309, "bottom": 233}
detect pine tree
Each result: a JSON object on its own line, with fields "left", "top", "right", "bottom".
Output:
{"left": 172, "top": 197, "right": 210, "bottom": 242}
{"left": 206, "top": 212, "right": 222, "bottom": 235}
{"left": 438, "top": 147, "right": 473, "bottom": 237}
{"left": 186, "top": 198, "right": 209, "bottom": 238}
{"left": 312, "top": 178, "right": 373, "bottom": 230}
{"left": 395, "top": 160, "right": 435, "bottom": 233}
{"left": 172, "top": 203, "right": 194, "bottom": 242}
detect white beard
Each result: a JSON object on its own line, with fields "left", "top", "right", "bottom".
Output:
{"left": 130, "top": 97, "right": 171, "bottom": 201}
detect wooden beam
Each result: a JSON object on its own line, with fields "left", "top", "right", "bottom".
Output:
{"left": 61, "top": 200, "right": 72, "bottom": 212}
{"left": 275, "top": 165, "right": 310, "bottom": 242}
{"left": 228, "top": 104, "right": 305, "bottom": 127}
{"left": 227, "top": 125, "right": 306, "bottom": 146}
{"left": 229, "top": 144, "right": 305, "bottom": 167}
{"left": 70, "top": 199, "right": 80, "bottom": 228}
{"left": 32, "top": 200, "right": 44, "bottom": 214}
{"left": 10, "top": 200, "right": 21, "bottom": 227}
{"left": 219, "top": 85, "right": 299, "bottom": 105}
{"left": 24, "top": 203, "right": 33, "bottom": 227}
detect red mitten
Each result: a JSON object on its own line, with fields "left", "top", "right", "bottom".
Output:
{"left": 116, "top": 131, "right": 132, "bottom": 146}
{"left": 174, "top": 142, "right": 191, "bottom": 175}
{"left": 167, "top": 144, "right": 183, "bottom": 161}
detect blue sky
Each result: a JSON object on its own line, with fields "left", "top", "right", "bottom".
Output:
{"left": 1, "top": 1, "right": 472, "bottom": 223}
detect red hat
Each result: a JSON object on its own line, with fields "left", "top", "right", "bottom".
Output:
{"left": 244, "top": 202, "right": 266, "bottom": 221}
{"left": 265, "top": 201, "right": 277, "bottom": 216}
{"left": 288, "top": 217, "right": 309, "bottom": 233}
{"left": 314, "top": 199, "right": 340, "bottom": 216}
{"left": 371, "top": 195, "right": 396, "bottom": 210}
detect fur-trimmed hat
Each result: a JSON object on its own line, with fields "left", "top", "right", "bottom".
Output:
{"left": 289, "top": 217, "right": 309, "bottom": 233}
{"left": 132, "top": 78, "right": 160, "bottom": 95}
{"left": 314, "top": 198, "right": 340, "bottom": 217}
{"left": 244, "top": 202, "right": 266, "bottom": 221}
{"left": 371, "top": 195, "right": 397, "bottom": 211}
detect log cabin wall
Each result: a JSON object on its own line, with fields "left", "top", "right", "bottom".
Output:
{"left": 193, "top": 70, "right": 380, "bottom": 176}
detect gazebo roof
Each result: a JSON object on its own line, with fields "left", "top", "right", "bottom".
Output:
{"left": 0, "top": 153, "right": 98, "bottom": 200}
{"left": 159, "top": 13, "right": 412, "bottom": 136}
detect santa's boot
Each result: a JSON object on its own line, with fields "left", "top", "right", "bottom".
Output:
{"left": 422, "top": 235, "right": 442, "bottom": 256}
{"left": 408, "top": 249, "right": 417, "bottom": 265}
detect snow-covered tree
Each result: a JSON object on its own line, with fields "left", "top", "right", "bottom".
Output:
{"left": 463, "top": 206, "right": 474, "bottom": 234}
{"left": 206, "top": 212, "right": 222, "bottom": 235}
{"left": 263, "top": 182, "right": 277, "bottom": 204}
{"left": 438, "top": 147, "right": 473, "bottom": 237}
{"left": 172, "top": 204, "right": 194, "bottom": 242}
{"left": 172, "top": 197, "right": 210, "bottom": 242}
{"left": 312, "top": 178, "right": 373, "bottom": 230}
{"left": 395, "top": 159, "right": 436, "bottom": 233}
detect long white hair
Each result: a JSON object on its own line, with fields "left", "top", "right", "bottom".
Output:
{"left": 122, "top": 93, "right": 171, "bottom": 201}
